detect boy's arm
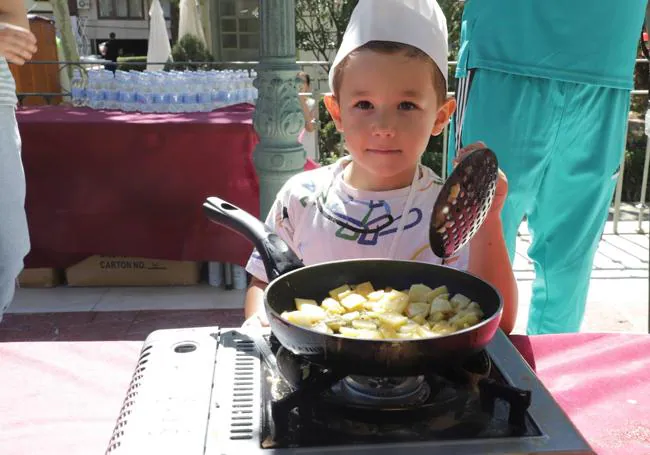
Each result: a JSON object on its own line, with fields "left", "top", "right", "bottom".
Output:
{"left": 243, "top": 173, "right": 305, "bottom": 327}
{"left": 244, "top": 276, "right": 268, "bottom": 324}
{"left": 468, "top": 212, "right": 518, "bottom": 334}
{"left": 459, "top": 142, "right": 517, "bottom": 334}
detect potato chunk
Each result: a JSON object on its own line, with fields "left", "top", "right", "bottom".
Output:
{"left": 377, "top": 312, "right": 408, "bottom": 329}
{"left": 416, "top": 325, "right": 438, "bottom": 338}
{"left": 284, "top": 308, "right": 325, "bottom": 327}
{"left": 352, "top": 319, "right": 378, "bottom": 330}
{"left": 367, "top": 290, "right": 385, "bottom": 302}
{"left": 294, "top": 298, "right": 319, "bottom": 310}
{"left": 379, "top": 325, "right": 398, "bottom": 339}
{"left": 353, "top": 281, "right": 375, "bottom": 297}
{"left": 321, "top": 297, "right": 345, "bottom": 314}
{"left": 406, "top": 302, "right": 430, "bottom": 319}
{"left": 312, "top": 321, "right": 334, "bottom": 334}
{"left": 430, "top": 296, "right": 453, "bottom": 314}
{"left": 399, "top": 322, "right": 419, "bottom": 333}
{"left": 340, "top": 293, "right": 367, "bottom": 311}
{"left": 450, "top": 293, "right": 471, "bottom": 310}
{"left": 377, "top": 290, "right": 409, "bottom": 314}
{"left": 426, "top": 286, "right": 449, "bottom": 303}
{"left": 329, "top": 284, "right": 351, "bottom": 300}
{"left": 341, "top": 311, "right": 361, "bottom": 323}
{"left": 356, "top": 329, "right": 382, "bottom": 340}
{"left": 408, "top": 284, "right": 433, "bottom": 303}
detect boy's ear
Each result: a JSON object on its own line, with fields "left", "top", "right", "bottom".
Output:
{"left": 324, "top": 94, "right": 344, "bottom": 132}
{"left": 431, "top": 98, "right": 457, "bottom": 136}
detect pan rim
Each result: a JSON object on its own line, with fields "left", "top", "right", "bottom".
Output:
{"left": 264, "top": 258, "right": 504, "bottom": 344}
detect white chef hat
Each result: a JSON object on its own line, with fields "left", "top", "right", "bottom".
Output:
{"left": 328, "top": 0, "right": 448, "bottom": 93}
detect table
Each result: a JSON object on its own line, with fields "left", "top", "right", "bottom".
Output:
{"left": 16, "top": 105, "right": 317, "bottom": 269}
{"left": 0, "top": 332, "right": 648, "bottom": 455}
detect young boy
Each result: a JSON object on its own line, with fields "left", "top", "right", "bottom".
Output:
{"left": 244, "top": 0, "right": 517, "bottom": 333}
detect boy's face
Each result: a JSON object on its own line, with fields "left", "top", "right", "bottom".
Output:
{"left": 325, "top": 50, "right": 455, "bottom": 190}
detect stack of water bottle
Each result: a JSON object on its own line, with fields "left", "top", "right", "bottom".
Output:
{"left": 70, "top": 68, "right": 258, "bottom": 113}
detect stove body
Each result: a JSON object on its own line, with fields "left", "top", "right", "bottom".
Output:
{"left": 106, "top": 326, "right": 593, "bottom": 454}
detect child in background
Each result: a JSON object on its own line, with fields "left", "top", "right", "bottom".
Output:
{"left": 244, "top": 0, "right": 517, "bottom": 333}
{"left": 297, "top": 71, "right": 318, "bottom": 161}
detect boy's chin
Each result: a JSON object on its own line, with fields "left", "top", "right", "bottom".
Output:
{"left": 356, "top": 163, "right": 419, "bottom": 188}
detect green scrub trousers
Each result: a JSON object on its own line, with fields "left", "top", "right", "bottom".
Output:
{"left": 448, "top": 69, "right": 630, "bottom": 334}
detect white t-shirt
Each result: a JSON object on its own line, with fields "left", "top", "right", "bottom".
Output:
{"left": 245, "top": 156, "right": 470, "bottom": 282}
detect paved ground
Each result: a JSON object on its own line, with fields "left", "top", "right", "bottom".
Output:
{"left": 2, "top": 221, "right": 647, "bottom": 340}
{"left": 512, "top": 220, "right": 649, "bottom": 334}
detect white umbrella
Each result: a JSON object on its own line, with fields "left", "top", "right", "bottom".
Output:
{"left": 179, "top": 0, "right": 207, "bottom": 45}
{"left": 146, "top": 0, "right": 172, "bottom": 71}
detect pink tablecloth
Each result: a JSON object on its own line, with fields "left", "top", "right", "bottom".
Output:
{"left": 0, "top": 333, "right": 648, "bottom": 454}
{"left": 16, "top": 105, "right": 319, "bottom": 269}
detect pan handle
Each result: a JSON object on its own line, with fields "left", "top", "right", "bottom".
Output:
{"left": 203, "top": 196, "right": 304, "bottom": 280}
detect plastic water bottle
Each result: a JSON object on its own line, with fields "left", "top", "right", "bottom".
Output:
{"left": 250, "top": 70, "right": 259, "bottom": 104}
{"left": 212, "top": 73, "right": 227, "bottom": 110}
{"left": 151, "top": 73, "right": 165, "bottom": 113}
{"left": 169, "top": 75, "right": 181, "bottom": 113}
{"left": 82, "top": 68, "right": 263, "bottom": 113}
{"left": 224, "top": 263, "right": 233, "bottom": 290}
{"left": 198, "top": 73, "right": 212, "bottom": 112}
{"left": 122, "top": 72, "right": 137, "bottom": 112}
{"left": 232, "top": 264, "right": 248, "bottom": 290}
{"left": 86, "top": 70, "right": 99, "bottom": 109}
{"left": 95, "top": 71, "right": 108, "bottom": 110}
{"left": 181, "top": 74, "right": 198, "bottom": 112}
{"left": 208, "top": 262, "right": 223, "bottom": 288}
{"left": 70, "top": 69, "right": 84, "bottom": 107}
{"left": 154, "top": 73, "right": 168, "bottom": 113}
{"left": 105, "top": 70, "right": 119, "bottom": 110}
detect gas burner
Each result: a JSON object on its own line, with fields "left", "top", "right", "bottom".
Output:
{"left": 336, "top": 376, "right": 430, "bottom": 408}
{"left": 107, "top": 327, "right": 595, "bottom": 454}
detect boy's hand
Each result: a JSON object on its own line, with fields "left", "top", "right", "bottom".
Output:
{"left": 0, "top": 23, "right": 37, "bottom": 65}
{"left": 241, "top": 310, "right": 270, "bottom": 328}
{"left": 454, "top": 141, "right": 508, "bottom": 216}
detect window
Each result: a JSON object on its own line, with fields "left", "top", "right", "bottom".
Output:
{"left": 219, "top": 0, "right": 260, "bottom": 55}
{"left": 98, "top": 0, "right": 145, "bottom": 19}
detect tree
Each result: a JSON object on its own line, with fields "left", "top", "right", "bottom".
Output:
{"left": 295, "top": 0, "right": 358, "bottom": 73}
{"left": 50, "top": 0, "right": 81, "bottom": 80}
{"left": 168, "top": 0, "right": 180, "bottom": 44}
{"left": 168, "top": 34, "right": 214, "bottom": 71}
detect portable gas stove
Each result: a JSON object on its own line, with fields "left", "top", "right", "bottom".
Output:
{"left": 105, "top": 326, "right": 593, "bottom": 454}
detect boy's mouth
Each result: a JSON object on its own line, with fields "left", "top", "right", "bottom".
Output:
{"left": 366, "top": 148, "right": 401, "bottom": 154}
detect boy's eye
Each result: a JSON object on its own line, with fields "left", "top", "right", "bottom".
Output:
{"left": 354, "top": 100, "right": 373, "bottom": 110}
{"left": 398, "top": 101, "right": 418, "bottom": 110}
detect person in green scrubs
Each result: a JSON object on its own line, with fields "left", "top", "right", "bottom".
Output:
{"left": 448, "top": 0, "right": 647, "bottom": 334}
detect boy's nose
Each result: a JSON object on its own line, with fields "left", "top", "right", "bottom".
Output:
{"left": 371, "top": 112, "right": 397, "bottom": 138}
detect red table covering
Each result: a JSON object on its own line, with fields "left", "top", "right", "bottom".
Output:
{"left": 17, "top": 105, "right": 318, "bottom": 268}
{"left": 0, "top": 332, "right": 648, "bottom": 455}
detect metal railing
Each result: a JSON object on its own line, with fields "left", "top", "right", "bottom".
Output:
{"left": 16, "top": 58, "right": 650, "bottom": 233}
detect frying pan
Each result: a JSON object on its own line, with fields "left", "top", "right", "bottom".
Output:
{"left": 203, "top": 197, "right": 503, "bottom": 376}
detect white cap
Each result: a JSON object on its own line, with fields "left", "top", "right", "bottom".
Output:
{"left": 328, "top": 0, "right": 448, "bottom": 93}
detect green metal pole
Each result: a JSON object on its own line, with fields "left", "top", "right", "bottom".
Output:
{"left": 253, "top": 0, "right": 306, "bottom": 219}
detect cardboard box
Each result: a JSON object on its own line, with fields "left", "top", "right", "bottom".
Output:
{"left": 65, "top": 256, "right": 201, "bottom": 287}
{"left": 18, "top": 268, "right": 62, "bottom": 288}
